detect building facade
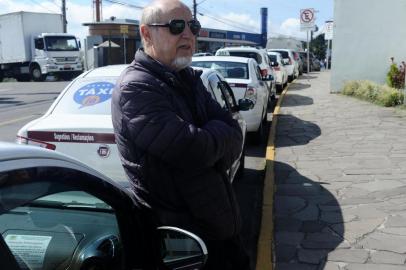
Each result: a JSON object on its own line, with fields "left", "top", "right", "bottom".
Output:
{"left": 330, "top": 0, "right": 406, "bottom": 92}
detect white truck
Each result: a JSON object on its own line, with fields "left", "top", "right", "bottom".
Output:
{"left": 0, "top": 11, "right": 83, "bottom": 82}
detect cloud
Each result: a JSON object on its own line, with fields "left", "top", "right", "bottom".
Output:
{"left": 0, "top": 1, "right": 307, "bottom": 42}
{"left": 198, "top": 12, "right": 260, "bottom": 33}
{"left": 279, "top": 18, "right": 307, "bottom": 40}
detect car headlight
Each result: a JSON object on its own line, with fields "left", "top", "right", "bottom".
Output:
{"left": 46, "top": 58, "right": 55, "bottom": 64}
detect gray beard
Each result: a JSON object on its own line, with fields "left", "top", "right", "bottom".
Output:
{"left": 172, "top": 56, "right": 192, "bottom": 71}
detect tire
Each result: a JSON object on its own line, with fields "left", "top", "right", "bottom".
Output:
{"left": 288, "top": 75, "right": 293, "bottom": 82}
{"left": 253, "top": 117, "right": 264, "bottom": 145}
{"left": 276, "top": 84, "right": 283, "bottom": 93}
{"left": 16, "top": 75, "right": 31, "bottom": 82}
{"left": 30, "top": 65, "right": 45, "bottom": 82}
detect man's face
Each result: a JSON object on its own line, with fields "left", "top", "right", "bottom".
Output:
{"left": 145, "top": 5, "right": 196, "bottom": 70}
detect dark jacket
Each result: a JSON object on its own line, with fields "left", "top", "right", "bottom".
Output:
{"left": 111, "top": 49, "right": 243, "bottom": 241}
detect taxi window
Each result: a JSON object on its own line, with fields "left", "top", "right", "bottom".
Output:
{"left": 52, "top": 78, "right": 117, "bottom": 115}
{"left": 191, "top": 61, "right": 249, "bottom": 79}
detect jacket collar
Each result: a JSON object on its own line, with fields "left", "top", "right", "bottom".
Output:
{"left": 134, "top": 49, "right": 202, "bottom": 88}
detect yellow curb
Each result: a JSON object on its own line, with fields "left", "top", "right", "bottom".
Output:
{"left": 255, "top": 81, "right": 291, "bottom": 270}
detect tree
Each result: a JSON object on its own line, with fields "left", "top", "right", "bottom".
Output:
{"left": 310, "top": 33, "right": 327, "bottom": 60}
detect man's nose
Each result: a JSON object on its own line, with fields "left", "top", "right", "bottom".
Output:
{"left": 181, "top": 23, "right": 194, "bottom": 38}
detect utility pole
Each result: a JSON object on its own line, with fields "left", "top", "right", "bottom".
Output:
{"left": 62, "top": 0, "right": 67, "bottom": 33}
{"left": 193, "top": 0, "right": 197, "bottom": 20}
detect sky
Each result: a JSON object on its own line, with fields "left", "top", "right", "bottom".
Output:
{"left": 0, "top": 0, "right": 334, "bottom": 42}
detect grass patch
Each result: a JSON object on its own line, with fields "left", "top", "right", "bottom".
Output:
{"left": 341, "top": 80, "right": 404, "bottom": 107}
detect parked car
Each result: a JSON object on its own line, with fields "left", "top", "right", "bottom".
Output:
{"left": 293, "top": 51, "right": 303, "bottom": 75}
{"left": 192, "top": 56, "right": 270, "bottom": 143}
{"left": 267, "top": 51, "right": 288, "bottom": 92}
{"left": 268, "top": 49, "right": 299, "bottom": 82}
{"left": 215, "top": 46, "right": 276, "bottom": 101}
{"left": 16, "top": 65, "right": 249, "bottom": 183}
{"left": 299, "top": 52, "right": 321, "bottom": 72}
{"left": 193, "top": 52, "right": 213, "bottom": 57}
{"left": 0, "top": 142, "right": 208, "bottom": 270}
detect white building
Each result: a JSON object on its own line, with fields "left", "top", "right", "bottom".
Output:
{"left": 266, "top": 37, "right": 304, "bottom": 51}
{"left": 330, "top": 0, "right": 406, "bottom": 92}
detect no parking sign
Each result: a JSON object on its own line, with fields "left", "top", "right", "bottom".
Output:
{"left": 300, "top": 8, "right": 315, "bottom": 31}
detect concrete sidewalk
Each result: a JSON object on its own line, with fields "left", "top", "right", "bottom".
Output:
{"left": 274, "top": 71, "right": 406, "bottom": 270}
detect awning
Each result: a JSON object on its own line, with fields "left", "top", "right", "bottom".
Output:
{"left": 97, "top": 40, "right": 120, "bottom": 48}
{"left": 197, "top": 37, "right": 256, "bottom": 45}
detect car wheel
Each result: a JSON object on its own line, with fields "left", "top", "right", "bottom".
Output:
{"left": 253, "top": 117, "right": 264, "bottom": 145}
{"left": 30, "top": 65, "right": 46, "bottom": 82}
{"left": 16, "top": 75, "right": 31, "bottom": 82}
{"left": 288, "top": 75, "right": 293, "bottom": 82}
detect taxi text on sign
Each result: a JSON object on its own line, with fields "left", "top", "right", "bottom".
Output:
{"left": 300, "top": 8, "right": 315, "bottom": 32}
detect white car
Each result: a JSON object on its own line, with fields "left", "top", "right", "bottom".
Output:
{"left": 267, "top": 51, "right": 288, "bottom": 91}
{"left": 16, "top": 65, "right": 249, "bottom": 183}
{"left": 215, "top": 46, "right": 276, "bottom": 101}
{"left": 0, "top": 142, "right": 208, "bottom": 269}
{"left": 268, "top": 49, "right": 299, "bottom": 82}
{"left": 192, "top": 56, "right": 269, "bottom": 143}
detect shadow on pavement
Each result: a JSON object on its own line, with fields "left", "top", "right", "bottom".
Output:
{"left": 275, "top": 115, "right": 321, "bottom": 148}
{"left": 300, "top": 75, "right": 318, "bottom": 80}
{"left": 0, "top": 97, "right": 24, "bottom": 105}
{"left": 288, "top": 83, "right": 311, "bottom": 91}
{"left": 234, "top": 168, "right": 265, "bottom": 270}
{"left": 280, "top": 94, "right": 313, "bottom": 107}
{"left": 273, "top": 161, "right": 344, "bottom": 269}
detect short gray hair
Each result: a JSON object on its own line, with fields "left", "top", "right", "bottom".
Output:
{"left": 140, "top": 2, "right": 164, "bottom": 48}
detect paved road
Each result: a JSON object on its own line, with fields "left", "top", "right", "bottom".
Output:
{"left": 275, "top": 71, "right": 406, "bottom": 269}
{"left": 0, "top": 81, "right": 69, "bottom": 141}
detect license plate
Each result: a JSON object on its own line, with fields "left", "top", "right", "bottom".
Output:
{"left": 64, "top": 64, "right": 71, "bottom": 68}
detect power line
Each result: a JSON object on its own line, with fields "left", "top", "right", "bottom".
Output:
{"left": 198, "top": 6, "right": 259, "bottom": 33}
{"left": 29, "top": 0, "right": 59, "bottom": 13}
{"left": 104, "top": 0, "right": 143, "bottom": 9}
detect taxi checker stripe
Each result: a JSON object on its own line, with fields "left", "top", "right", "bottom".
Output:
{"left": 27, "top": 131, "right": 116, "bottom": 144}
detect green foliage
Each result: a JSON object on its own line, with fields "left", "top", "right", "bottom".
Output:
{"left": 387, "top": 58, "right": 406, "bottom": 89}
{"left": 341, "top": 80, "right": 404, "bottom": 107}
{"left": 310, "top": 34, "right": 327, "bottom": 60}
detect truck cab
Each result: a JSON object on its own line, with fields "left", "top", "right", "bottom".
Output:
{"left": 31, "top": 33, "right": 83, "bottom": 81}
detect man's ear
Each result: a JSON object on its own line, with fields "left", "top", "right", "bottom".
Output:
{"left": 140, "top": 24, "right": 152, "bottom": 44}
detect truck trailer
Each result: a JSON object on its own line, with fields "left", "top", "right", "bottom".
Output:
{"left": 0, "top": 11, "right": 83, "bottom": 82}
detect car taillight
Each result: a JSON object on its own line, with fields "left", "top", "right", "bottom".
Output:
{"left": 289, "top": 57, "right": 293, "bottom": 65}
{"left": 244, "top": 86, "right": 257, "bottom": 102}
{"left": 260, "top": 69, "right": 268, "bottom": 78}
{"left": 16, "top": 135, "right": 56, "bottom": 150}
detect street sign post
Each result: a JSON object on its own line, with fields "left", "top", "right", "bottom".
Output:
{"left": 300, "top": 9, "right": 315, "bottom": 74}
{"left": 325, "top": 20, "right": 333, "bottom": 69}
{"left": 120, "top": 25, "right": 129, "bottom": 64}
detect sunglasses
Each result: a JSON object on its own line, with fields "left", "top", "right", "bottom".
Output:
{"left": 148, "top": 19, "right": 201, "bottom": 36}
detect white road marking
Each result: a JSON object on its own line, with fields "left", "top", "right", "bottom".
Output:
{"left": 0, "top": 115, "right": 35, "bottom": 127}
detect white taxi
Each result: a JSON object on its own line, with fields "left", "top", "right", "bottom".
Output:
{"left": 16, "top": 65, "right": 250, "bottom": 183}
{"left": 192, "top": 56, "right": 270, "bottom": 143}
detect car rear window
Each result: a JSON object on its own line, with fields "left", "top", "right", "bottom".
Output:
{"left": 268, "top": 54, "right": 277, "bottom": 63}
{"left": 227, "top": 51, "right": 262, "bottom": 64}
{"left": 51, "top": 77, "right": 117, "bottom": 115}
{"left": 272, "top": 50, "right": 289, "bottom": 59}
{"left": 191, "top": 61, "right": 249, "bottom": 79}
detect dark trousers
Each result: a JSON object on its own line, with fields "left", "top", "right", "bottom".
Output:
{"left": 203, "top": 235, "right": 251, "bottom": 270}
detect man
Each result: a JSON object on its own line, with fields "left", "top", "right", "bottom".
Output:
{"left": 111, "top": 0, "right": 250, "bottom": 268}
